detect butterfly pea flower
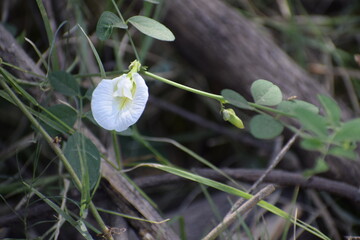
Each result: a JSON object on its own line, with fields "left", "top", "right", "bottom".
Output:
{"left": 91, "top": 72, "right": 148, "bottom": 132}
{"left": 222, "top": 108, "right": 244, "bottom": 129}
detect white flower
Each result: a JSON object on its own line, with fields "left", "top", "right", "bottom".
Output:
{"left": 91, "top": 73, "right": 149, "bottom": 132}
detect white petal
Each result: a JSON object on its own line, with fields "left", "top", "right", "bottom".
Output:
{"left": 113, "top": 73, "right": 149, "bottom": 132}
{"left": 91, "top": 79, "right": 118, "bottom": 130}
{"left": 91, "top": 73, "right": 149, "bottom": 132}
{"left": 113, "top": 75, "right": 133, "bottom": 99}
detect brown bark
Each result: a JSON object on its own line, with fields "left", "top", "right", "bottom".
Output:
{"left": 165, "top": 0, "right": 338, "bottom": 106}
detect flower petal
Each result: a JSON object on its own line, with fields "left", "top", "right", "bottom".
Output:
{"left": 91, "top": 79, "right": 118, "bottom": 130}
{"left": 112, "top": 73, "right": 149, "bottom": 132}
{"left": 113, "top": 75, "right": 133, "bottom": 99}
{"left": 91, "top": 73, "right": 149, "bottom": 132}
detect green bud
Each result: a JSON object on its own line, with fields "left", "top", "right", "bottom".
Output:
{"left": 222, "top": 108, "right": 244, "bottom": 129}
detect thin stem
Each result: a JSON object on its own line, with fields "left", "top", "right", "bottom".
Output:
{"left": 112, "top": 131, "right": 122, "bottom": 170}
{"left": 35, "top": 0, "right": 59, "bottom": 71}
{"left": 1, "top": 61, "right": 46, "bottom": 80}
{"left": 143, "top": 71, "right": 297, "bottom": 119}
{"left": 0, "top": 78, "right": 81, "bottom": 188}
{"left": 143, "top": 71, "right": 226, "bottom": 103}
{"left": 0, "top": 77, "right": 110, "bottom": 238}
{"left": 202, "top": 185, "right": 276, "bottom": 240}
{"left": 111, "top": 0, "right": 126, "bottom": 23}
{"left": 127, "top": 32, "right": 141, "bottom": 62}
{"left": 248, "top": 102, "right": 293, "bottom": 117}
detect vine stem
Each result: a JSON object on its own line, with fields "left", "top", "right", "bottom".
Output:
{"left": 0, "top": 73, "right": 111, "bottom": 239}
{"left": 143, "top": 71, "right": 294, "bottom": 118}
{"left": 143, "top": 71, "right": 226, "bottom": 103}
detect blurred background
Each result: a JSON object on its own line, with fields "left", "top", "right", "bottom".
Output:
{"left": 1, "top": 0, "right": 360, "bottom": 239}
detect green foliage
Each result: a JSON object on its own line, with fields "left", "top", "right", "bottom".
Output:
{"left": 127, "top": 16, "right": 175, "bottom": 41}
{"left": 28, "top": 184, "right": 94, "bottom": 240}
{"left": 3, "top": 1, "right": 360, "bottom": 239}
{"left": 277, "top": 99, "right": 319, "bottom": 116}
{"left": 250, "top": 79, "right": 283, "bottom": 106}
{"left": 333, "top": 119, "right": 360, "bottom": 142}
{"left": 249, "top": 114, "right": 284, "bottom": 139}
{"left": 143, "top": 0, "right": 160, "bottom": 4}
{"left": 63, "top": 132, "right": 101, "bottom": 190}
{"left": 221, "top": 89, "right": 253, "bottom": 110}
{"left": 41, "top": 104, "right": 77, "bottom": 136}
{"left": 318, "top": 95, "right": 341, "bottom": 127}
{"left": 220, "top": 78, "right": 360, "bottom": 163}
{"left": 48, "top": 71, "right": 80, "bottom": 97}
{"left": 96, "top": 11, "right": 128, "bottom": 41}
{"left": 293, "top": 108, "right": 328, "bottom": 138}
{"left": 303, "top": 158, "right": 329, "bottom": 177}
{"left": 95, "top": 11, "right": 175, "bottom": 42}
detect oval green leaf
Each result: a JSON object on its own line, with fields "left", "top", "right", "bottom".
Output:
{"left": 277, "top": 100, "right": 319, "bottom": 116}
{"left": 48, "top": 71, "right": 80, "bottom": 97}
{"left": 249, "top": 114, "right": 284, "bottom": 139}
{"left": 328, "top": 147, "right": 357, "bottom": 160}
{"left": 300, "top": 138, "right": 325, "bottom": 151}
{"left": 303, "top": 158, "right": 329, "bottom": 177}
{"left": 96, "top": 11, "right": 128, "bottom": 41}
{"left": 250, "top": 79, "right": 282, "bottom": 106}
{"left": 333, "top": 118, "right": 360, "bottom": 142}
{"left": 293, "top": 108, "right": 328, "bottom": 138}
{"left": 317, "top": 95, "right": 341, "bottom": 127}
{"left": 64, "top": 133, "right": 101, "bottom": 190}
{"left": 127, "top": 16, "right": 175, "bottom": 41}
{"left": 221, "top": 89, "right": 253, "bottom": 110}
{"left": 41, "top": 104, "right": 77, "bottom": 136}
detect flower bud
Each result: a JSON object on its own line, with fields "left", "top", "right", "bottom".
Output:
{"left": 222, "top": 108, "right": 244, "bottom": 129}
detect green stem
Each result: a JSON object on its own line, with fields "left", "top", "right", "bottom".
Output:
{"left": 127, "top": 32, "right": 141, "bottom": 62}
{"left": 112, "top": 131, "right": 123, "bottom": 170}
{"left": 111, "top": 0, "right": 126, "bottom": 23}
{"left": 0, "top": 78, "right": 109, "bottom": 238}
{"left": 35, "top": 0, "right": 59, "bottom": 71}
{"left": 143, "top": 71, "right": 226, "bottom": 103}
{"left": 248, "top": 102, "right": 293, "bottom": 117}
{"left": 89, "top": 202, "right": 109, "bottom": 235}
{"left": 1, "top": 61, "right": 46, "bottom": 80}
{"left": 143, "top": 71, "right": 294, "bottom": 118}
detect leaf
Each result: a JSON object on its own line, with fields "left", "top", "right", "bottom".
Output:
{"left": 249, "top": 114, "right": 284, "bottom": 139}
{"left": 300, "top": 138, "right": 325, "bottom": 151}
{"left": 78, "top": 25, "right": 106, "bottom": 78}
{"left": 277, "top": 100, "right": 319, "bottom": 116}
{"left": 137, "top": 163, "right": 330, "bottom": 240}
{"left": 333, "top": 118, "right": 360, "bottom": 142}
{"left": 48, "top": 71, "right": 80, "bottom": 97}
{"left": 42, "top": 104, "right": 77, "bottom": 136}
{"left": 127, "top": 16, "right": 175, "bottom": 41}
{"left": 27, "top": 184, "right": 94, "bottom": 240}
{"left": 328, "top": 147, "right": 357, "bottom": 160}
{"left": 293, "top": 108, "right": 328, "bottom": 138}
{"left": 303, "top": 158, "right": 329, "bottom": 177}
{"left": 221, "top": 89, "right": 253, "bottom": 110}
{"left": 250, "top": 79, "right": 282, "bottom": 106}
{"left": 64, "top": 133, "right": 101, "bottom": 189}
{"left": 318, "top": 95, "right": 341, "bottom": 127}
{"left": 96, "top": 11, "right": 128, "bottom": 40}
{"left": 144, "top": 0, "right": 160, "bottom": 3}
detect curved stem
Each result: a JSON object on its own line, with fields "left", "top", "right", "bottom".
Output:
{"left": 143, "top": 71, "right": 296, "bottom": 118}
{"left": 0, "top": 72, "right": 110, "bottom": 238}
{"left": 143, "top": 71, "right": 226, "bottom": 103}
